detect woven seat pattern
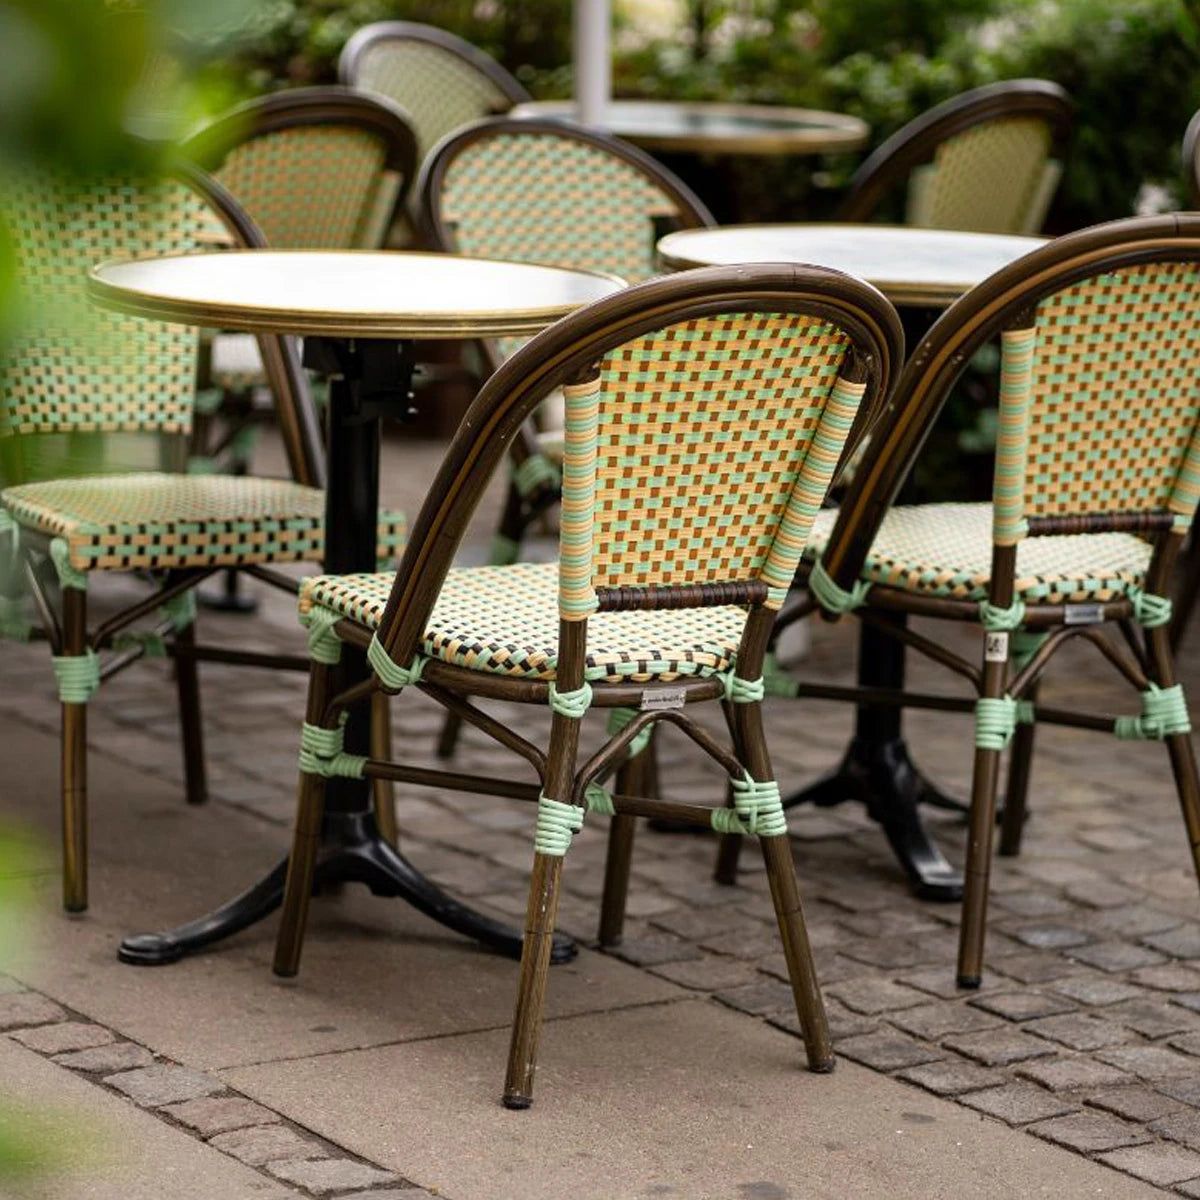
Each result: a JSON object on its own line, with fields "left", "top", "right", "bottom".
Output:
{"left": 300, "top": 561, "right": 746, "bottom": 683}
{"left": 0, "top": 174, "right": 211, "bottom": 438}
{"left": 908, "top": 118, "right": 1059, "bottom": 235}
{"left": 352, "top": 40, "right": 514, "bottom": 161}
{"left": 807, "top": 503, "right": 1152, "bottom": 603}
{"left": 214, "top": 126, "right": 397, "bottom": 250}
{"left": 2, "top": 473, "right": 406, "bottom": 572}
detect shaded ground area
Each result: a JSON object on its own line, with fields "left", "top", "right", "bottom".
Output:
{"left": 1, "top": 432, "right": 1198, "bottom": 1197}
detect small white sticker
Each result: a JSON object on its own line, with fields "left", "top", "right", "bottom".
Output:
{"left": 985, "top": 632, "right": 1009, "bottom": 662}
{"left": 641, "top": 687, "right": 687, "bottom": 711}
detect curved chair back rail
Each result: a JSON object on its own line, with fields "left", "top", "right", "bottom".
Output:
{"left": 1183, "top": 109, "right": 1200, "bottom": 207}
{"left": 339, "top": 20, "right": 531, "bottom": 164}
{"left": 839, "top": 79, "right": 1074, "bottom": 235}
{"left": 419, "top": 116, "right": 715, "bottom": 288}
{"left": 0, "top": 166, "right": 322, "bottom": 486}
{"left": 371, "top": 263, "right": 903, "bottom": 667}
{"left": 819, "top": 212, "right": 1200, "bottom": 598}
{"left": 183, "top": 86, "right": 419, "bottom": 251}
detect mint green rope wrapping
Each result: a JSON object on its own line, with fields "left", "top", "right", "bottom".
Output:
{"left": 762, "top": 652, "right": 801, "bottom": 698}
{"left": 298, "top": 718, "right": 367, "bottom": 779}
{"left": 534, "top": 794, "right": 584, "bottom": 856}
{"left": 0, "top": 510, "right": 20, "bottom": 573}
{"left": 489, "top": 533, "right": 520, "bottom": 566}
{"left": 975, "top": 695, "right": 1034, "bottom": 751}
{"left": 979, "top": 599, "right": 1027, "bottom": 631}
{"left": 585, "top": 783, "right": 616, "bottom": 815}
{"left": 607, "top": 707, "right": 651, "bottom": 757}
{"left": 113, "top": 630, "right": 167, "bottom": 658}
{"left": 300, "top": 606, "right": 343, "bottom": 665}
{"left": 730, "top": 774, "right": 787, "bottom": 837}
{"left": 512, "top": 452, "right": 561, "bottom": 500}
{"left": 1115, "top": 684, "right": 1192, "bottom": 740}
{"left": 1128, "top": 588, "right": 1173, "bottom": 629}
{"left": 809, "top": 559, "right": 870, "bottom": 614}
{"left": 52, "top": 650, "right": 100, "bottom": 703}
{"left": 722, "top": 672, "right": 765, "bottom": 703}
{"left": 1011, "top": 629, "right": 1047, "bottom": 673}
{"left": 49, "top": 538, "right": 87, "bottom": 591}
{"left": 160, "top": 591, "right": 196, "bottom": 632}
{"left": 366, "top": 634, "right": 424, "bottom": 691}
{"left": 549, "top": 681, "right": 592, "bottom": 719}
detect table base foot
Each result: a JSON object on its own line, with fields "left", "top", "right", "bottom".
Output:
{"left": 119, "top": 814, "right": 576, "bottom": 966}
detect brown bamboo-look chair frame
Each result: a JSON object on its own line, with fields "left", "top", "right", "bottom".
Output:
{"left": 0, "top": 166, "right": 395, "bottom": 913}
{"left": 733, "top": 214, "right": 1200, "bottom": 989}
{"left": 271, "top": 263, "right": 904, "bottom": 1107}
{"left": 839, "top": 79, "right": 1074, "bottom": 233}
{"left": 339, "top": 20, "right": 531, "bottom": 165}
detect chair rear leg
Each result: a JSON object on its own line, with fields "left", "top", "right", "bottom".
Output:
{"left": 60, "top": 587, "right": 89, "bottom": 912}
{"left": 173, "top": 620, "right": 208, "bottom": 807}
{"left": 999, "top": 708, "right": 1036, "bottom": 856}
{"left": 957, "top": 741, "right": 1003, "bottom": 988}
{"left": 370, "top": 691, "right": 397, "bottom": 846}
{"left": 598, "top": 750, "right": 645, "bottom": 948}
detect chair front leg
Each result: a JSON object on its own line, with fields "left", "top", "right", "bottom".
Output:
{"left": 173, "top": 618, "right": 208, "bottom": 806}
{"left": 370, "top": 692, "right": 397, "bottom": 846}
{"left": 60, "top": 586, "right": 90, "bottom": 912}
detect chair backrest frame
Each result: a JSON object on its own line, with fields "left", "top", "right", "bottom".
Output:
{"left": 372, "top": 263, "right": 903, "bottom": 672}
{"left": 1182, "top": 108, "right": 1200, "bottom": 207}
{"left": 339, "top": 21, "right": 530, "bottom": 163}
{"left": 183, "top": 86, "right": 419, "bottom": 251}
{"left": 839, "top": 79, "right": 1074, "bottom": 233}
{"left": 818, "top": 213, "right": 1200, "bottom": 608}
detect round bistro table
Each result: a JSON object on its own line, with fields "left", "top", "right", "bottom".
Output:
{"left": 88, "top": 249, "right": 623, "bottom": 966}
{"left": 510, "top": 99, "right": 868, "bottom": 157}
{"left": 658, "top": 222, "right": 1046, "bottom": 902}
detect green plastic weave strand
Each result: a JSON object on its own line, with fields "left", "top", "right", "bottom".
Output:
{"left": 730, "top": 774, "right": 787, "bottom": 837}
{"left": 367, "top": 634, "right": 425, "bottom": 691}
{"left": 534, "top": 794, "right": 584, "bottom": 856}
{"left": 298, "top": 718, "right": 367, "bottom": 779}
{"left": 52, "top": 650, "right": 100, "bottom": 704}
{"left": 549, "top": 681, "right": 592, "bottom": 719}
{"left": 809, "top": 559, "right": 870, "bottom": 614}
{"left": 1115, "top": 684, "right": 1191, "bottom": 740}
{"left": 512, "top": 452, "right": 560, "bottom": 500}
{"left": 722, "top": 672, "right": 765, "bottom": 703}
{"left": 607, "top": 707, "right": 651, "bottom": 758}
{"left": 301, "top": 606, "right": 344, "bottom": 665}
{"left": 975, "top": 695, "right": 1035, "bottom": 751}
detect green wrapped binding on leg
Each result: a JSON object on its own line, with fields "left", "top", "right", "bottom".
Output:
{"left": 534, "top": 794, "right": 584, "bottom": 856}
{"left": 1115, "top": 683, "right": 1191, "bottom": 740}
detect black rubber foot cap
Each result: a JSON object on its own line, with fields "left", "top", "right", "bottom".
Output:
{"left": 808, "top": 1056, "right": 836, "bottom": 1074}
{"left": 117, "top": 934, "right": 184, "bottom": 966}
{"left": 549, "top": 935, "right": 579, "bottom": 965}
{"left": 502, "top": 1093, "right": 532, "bottom": 1110}
{"left": 957, "top": 975, "right": 981, "bottom": 990}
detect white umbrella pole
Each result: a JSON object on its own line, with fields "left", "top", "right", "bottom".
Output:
{"left": 573, "top": 0, "right": 611, "bottom": 126}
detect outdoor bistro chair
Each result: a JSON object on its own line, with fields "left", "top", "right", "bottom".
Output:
{"left": 838, "top": 79, "right": 1074, "bottom": 234}
{"left": 727, "top": 215, "right": 1200, "bottom": 989}
{"left": 271, "top": 263, "right": 904, "bottom": 1107}
{"left": 0, "top": 168, "right": 394, "bottom": 913}
{"left": 418, "top": 116, "right": 715, "bottom": 758}
{"left": 339, "top": 21, "right": 531, "bottom": 167}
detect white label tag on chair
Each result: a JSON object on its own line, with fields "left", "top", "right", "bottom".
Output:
{"left": 641, "top": 688, "right": 687, "bottom": 711}
{"left": 984, "top": 632, "right": 1008, "bottom": 663}
{"left": 1063, "top": 604, "right": 1105, "bottom": 625}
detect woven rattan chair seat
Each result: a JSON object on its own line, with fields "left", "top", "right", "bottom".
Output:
{"left": 808, "top": 502, "right": 1153, "bottom": 603}
{"left": 2, "top": 472, "right": 406, "bottom": 573}
{"left": 300, "top": 560, "right": 749, "bottom": 683}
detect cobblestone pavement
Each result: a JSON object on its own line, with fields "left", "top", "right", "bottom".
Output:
{"left": 4, "top": 436, "right": 1200, "bottom": 1194}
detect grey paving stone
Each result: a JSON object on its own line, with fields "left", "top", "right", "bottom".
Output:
{"left": 266, "top": 1158, "right": 401, "bottom": 1194}
{"left": 1171, "top": 1031, "right": 1200, "bottom": 1058}
{"left": 648, "top": 955, "right": 758, "bottom": 991}
{"left": 838, "top": 936, "right": 936, "bottom": 970}
{"left": 992, "top": 891, "right": 1077, "bottom": 918}
{"left": 1085, "top": 1085, "right": 1186, "bottom": 1123}
{"left": 1132, "top": 964, "right": 1200, "bottom": 993}
{"left": 1160, "top": 1079, "right": 1200, "bottom": 1108}
{"left": 1149, "top": 1108, "right": 1200, "bottom": 1150}
{"left": 1096, "top": 1045, "right": 1200, "bottom": 1081}
{"left": 894, "top": 965, "right": 1002, "bottom": 1000}
{"left": 888, "top": 1001, "right": 1000, "bottom": 1040}
{"left": 713, "top": 979, "right": 795, "bottom": 1016}
{"left": 959, "top": 1084, "right": 1079, "bottom": 1126}
{"left": 1064, "top": 879, "right": 1143, "bottom": 909}
{"left": 1097, "top": 1143, "right": 1200, "bottom": 1187}
{"left": 0, "top": 992, "right": 67, "bottom": 1031}
{"left": 1051, "top": 976, "right": 1145, "bottom": 1007}
{"left": 1142, "top": 924, "right": 1200, "bottom": 959}
{"left": 104, "top": 1064, "right": 225, "bottom": 1106}
{"left": 609, "top": 936, "right": 701, "bottom": 967}
{"left": 10, "top": 1021, "right": 113, "bottom": 1054}
{"left": 1088, "top": 904, "right": 1183, "bottom": 938}
{"left": 1016, "top": 1056, "right": 1132, "bottom": 1091}
{"left": 895, "top": 1058, "right": 1005, "bottom": 1097}
{"left": 1175, "top": 1179, "right": 1200, "bottom": 1199}
{"left": 209, "top": 1123, "right": 326, "bottom": 1166}
{"left": 649, "top": 907, "right": 741, "bottom": 941}
{"left": 1027, "top": 1111, "right": 1149, "bottom": 1153}
{"left": 968, "top": 990, "right": 1076, "bottom": 1022}
{"left": 835, "top": 1030, "right": 944, "bottom": 1072}
{"left": 1022, "top": 1012, "right": 1128, "bottom": 1051}
{"left": 826, "top": 977, "right": 926, "bottom": 1015}
{"left": 1109, "top": 999, "right": 1200, "bottom": 1039}
{"left": 161, "top": 1096, "right": 281, "bottom": 1135}
{"left": 54, "top": 1042, "right": 154, "bottom": 1073}
{"left": 1011, "top": 924, "right": 1092, "bottom": 950}
{"left": 1075, "top": 826, "right": 1154, "bottom": 853}
{"left": 0, "top": 975, "right": 26, "bottom": 995}
{"left": 942, "top": 1028, "right": 1056, "bottom": 1067}
{"left": 1068, "top": 941, "right": 1167, "bottom": 973}
{"left": 991, "top": 953, "right": 1079, "bottom": 984}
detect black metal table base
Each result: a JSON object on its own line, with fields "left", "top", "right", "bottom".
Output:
{"left": 118, "top": 813, "right": 577, "bottom": 966}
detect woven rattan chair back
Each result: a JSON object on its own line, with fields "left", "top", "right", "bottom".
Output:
{"left": 184, "top": 87, "right": 418, "bottom": 250}
{"left": 372, "top": 264, "right": 902, "bottom": 666}
{"left": 339, "top": 21, "right": 530, "bottom": 165}
{"left": 819, "top": 214, "right": 1200, "bottom": 596}
{"left": 839, "top": 80, "right": 1074, "bottom": 235}
{"left": 420, "top": 117, "right": 713, "bottom": 288}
